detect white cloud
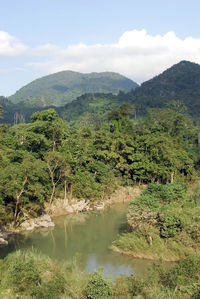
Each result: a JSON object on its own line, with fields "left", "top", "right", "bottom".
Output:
{"left": 27, "top": 29, "right": 200, "bottom": 83}
{"left": 0, "top": 31, "right": 27, "bottom": 56}
{"left": 2, "top": 29, "right": 200, "bottom": 83}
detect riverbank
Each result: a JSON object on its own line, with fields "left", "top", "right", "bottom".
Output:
{"left": 110, "top": 182, "right": 200, "bottom": 262}
{"left": 0, "top": 185, "right": 144, "bottom": 246}
{"left": 111, "top": 231, "right": 200, "bottom": 262}
{"left": 45, "top": 185, "right": 144, "bottom": 217}
{"left": 1, "top": 248, "right": 200, "bottom": 298}
{"left": 0, "top": 201, "right": 150, "bottom": 278}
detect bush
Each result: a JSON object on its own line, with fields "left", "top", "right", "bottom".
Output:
{"left": 132, "top": 193, "right": 159, "bottom": 209}
{"left": 33, "top": 272, "right": 66, "bottom": 299}
{"left": 1, "top": 250, "right": 67, "bottom": 298}
{"left": 160, "top": 183, "right": 186, "bottom": 203}
{"left": 161, "top": 255, "right": 200, "bottom": 288}
{"left": 157, "top": 213, "right": 183, "bottom": 238}
{"left": 189, "top": 182, "right": 200, "bottom": 206}
{"left": 131, "top": 183, "right": 186, "bottom": 210}
{"left": 85, "top": 269, "right": 112, "bottom": 299}
{"left": 4, "top": 254, "right": 41, "bottom": 295}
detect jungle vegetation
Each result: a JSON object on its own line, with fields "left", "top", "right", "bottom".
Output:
{"left": 0, "top": 100, "right": 199, "bottom": 227}
{"left": 0, "top": 67, "right": 200, "bottom": 297}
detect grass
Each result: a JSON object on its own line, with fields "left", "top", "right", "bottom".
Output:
{"left": 0, "top": 249, "right": 88, "bottom": 299}
{"left": 1, "top": 249, "right": 200, "bottom": 298}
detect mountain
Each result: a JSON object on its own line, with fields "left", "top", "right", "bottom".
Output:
{"left": 2, "top": 60, "right": 200, "bottom": 125}
{"left": 57, "top": 93, "right": 125, "bottom": 126}
{"left": 9, "top": 71, "right": 138, "bottom": 107}
{"left": 57, "top": 60, "right": 200, "bottom": 124}
{"left": 0, "top": 97, "right": 54, "bottom": 124}
{"left": 129, "top": 60, "right": 200, "bottom": 117}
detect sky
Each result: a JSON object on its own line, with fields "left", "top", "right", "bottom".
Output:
{"left": 1, "top": 0, "right": 200, "bottom": 96}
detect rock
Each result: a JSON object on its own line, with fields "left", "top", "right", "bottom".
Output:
{"left": 94, "top": 202, "right": 105, "bottom": 210}
{"left": 0, "top": 237, "right": 8, "bottom": 245}
{"left": 70, "top": 200, "right": 90, "bottom": 213}
{"left": 65, "top": 206, "right": 74, "bottom": 213}
{"left": 20, "top": 213, "right": 55, "bottom": 231}
{"left": 0, "top": 227, "right": 13, "bottom": 246}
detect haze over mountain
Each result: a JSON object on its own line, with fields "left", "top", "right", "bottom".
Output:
{"left": 9, "top": 71, "right": 138, "bottom": 107}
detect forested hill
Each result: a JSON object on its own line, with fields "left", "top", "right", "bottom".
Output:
{"left": 0, "top": 96, "right": 54, "bottom": 124}
{"left": 2, "top": 60, "right": 200, "bottom": 125}
{"left": 57, "top": 93, "right": 123, "bottom": 125}
{"left": 8, "top": 71, "right": 138, "bottom": 107}
{"left": 55, "top": 61, "right": 200, "bottom": 124}
{"left": 129, "top": 60, "right": 200, "bottom": 117}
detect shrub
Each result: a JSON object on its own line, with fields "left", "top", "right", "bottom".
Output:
{"left": 5, "top": 256, "right": 41, "bottom": 295}
{"left": 131, "top": 183, "right": 186, "bottom": 210}
{"left": 1, "top": 250, "right": 66, "bottom": 298}
{"left": 33, "top": 272, "right": 66, "bottom": 299}
{"left": 160, "top": 183, "right": 186, "bottom": 203}
{"left": 161, "top": 255, "right": 200, "bottom": 288}
{"left": 132, "top": 193, "right": 159, "bottom": 209}
{"left": 157, "top": 213, "right": 183, "bottom": 238}
{"left": 85, "top": 269, "right": 112, "bottom": 299}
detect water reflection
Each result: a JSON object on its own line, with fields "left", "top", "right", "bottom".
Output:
{"left": 0, "top": 204, "right": 153, "bottom": 276}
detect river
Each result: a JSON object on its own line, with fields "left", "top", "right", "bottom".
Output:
{"left": 0, "top": 203, "right": 153, "bottom": 277}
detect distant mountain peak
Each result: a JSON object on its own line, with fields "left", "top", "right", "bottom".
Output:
{"left": 9, "top": 71, "right": 138, "bottom": 107}
{"left": 131, "top": 60, "right": 200, "bottom": 117}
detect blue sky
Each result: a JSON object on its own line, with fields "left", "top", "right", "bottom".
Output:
{"left": 1, "top": 0, "right": 200, "bottom": 96}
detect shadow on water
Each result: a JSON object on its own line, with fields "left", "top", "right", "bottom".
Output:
{"left": 0, "top": 203, "right": 154, "bottom": 277}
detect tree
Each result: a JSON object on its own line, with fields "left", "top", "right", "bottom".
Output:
{"left": 44, "top": 151, "right": 67, "bottom": 204}
{"left": 31, "top": 108, "right": 59, "bottom": 122}
{"left": 0, "top": 151, "right": 49, "bottom": 223}
{"left": 107, "top": 104, "right": 135, "bottom": 133}
{"left": 0, "top": 104, "right": 3, "bottom": 119}
{"left": 30, "top": 109, "right": 67, "bottom": 151}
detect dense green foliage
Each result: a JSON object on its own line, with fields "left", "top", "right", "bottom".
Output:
{"left": 9, "top": 70, "right": 137, "bottom": 106}
{"left": 0, "top": 250, "right": 200, "bottom": 298}
{"left": 128, "top": 60, "right": 200, "bottom": 118}
{"left": 0, "top": 96, "right": 54, "bottom": 124}
{"left": 58, "top": 93, "right": 123, "bottom": 126}
{"left": 2, "top": 60, "right": 200, "bottom": 125}
{"left": 112, "top": 182, "right": 200, "bottom": 260}
{"left": 0, "top": 101, "right": 198, "bottom": 226}
{"left": 0, "top": 250, "right": 89, "bottom": 298}
{"left": 1, "top": 61, "right": 200, "bottom": 298}
{"left": 85, "top": 270, "right": 112, "bottom": 299}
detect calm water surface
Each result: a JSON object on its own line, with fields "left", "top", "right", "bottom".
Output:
{"left": 0, "top": 203, "right": 153, "bottom": 277}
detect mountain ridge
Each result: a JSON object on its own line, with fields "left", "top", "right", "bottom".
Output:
{"left": 8, "top": 70, "right": 138, "bottom": 106}
{"left": 129, "top": 60, "right": 200, "bottom": 116}
{"left": 2, "top": 60, "right": 200, "bottom": 124}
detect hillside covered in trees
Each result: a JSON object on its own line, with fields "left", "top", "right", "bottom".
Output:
{"left": 59, "top": 60, "right": 200, "bottom": 124}
{"left": 9, "top": 70, "right": 138, "bottom": 106}
{"left": 2, "top": 60, "right": 200, "bottom": 125}
{"left": 129, "top": 60, "right": 200, "bottom": 117}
